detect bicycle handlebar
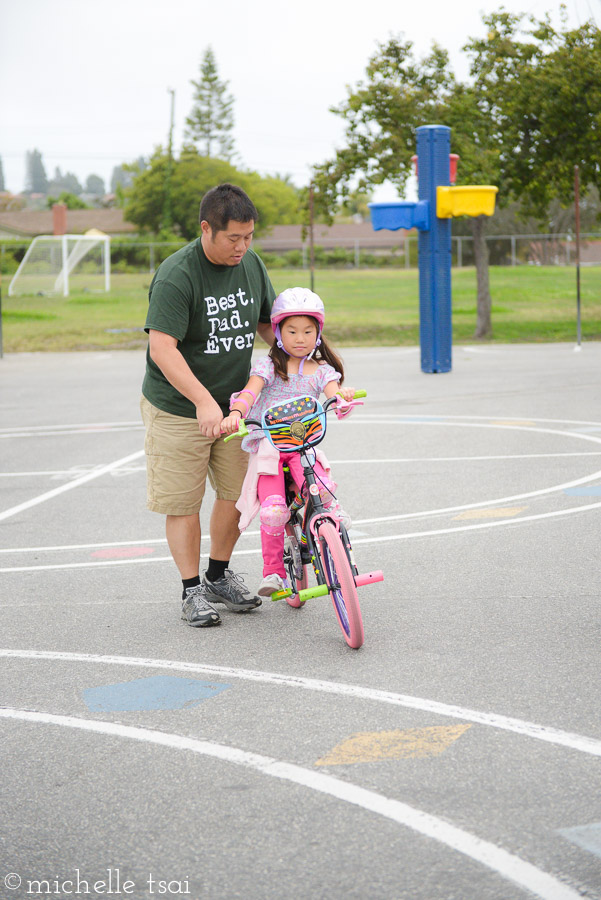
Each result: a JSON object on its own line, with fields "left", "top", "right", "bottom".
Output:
{"left": 223, "top": 389, "right": 366, "bottom": 443}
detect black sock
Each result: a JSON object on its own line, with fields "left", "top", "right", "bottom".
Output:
{"left": 205, "top": 558, "right": 229, "bottom": 582}
{"left": 182, "top": 575, "right": 200, "bottom": 598}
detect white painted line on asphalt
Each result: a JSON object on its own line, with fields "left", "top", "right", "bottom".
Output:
{"left": 2, "top": 650, "right": 601, "bottom": 759}
{"left": 2, "top": 415, "right": 600, "bottom": 569}
{"left": 0, "top": 422, "right": 143, "bottom": 439}
{"left": 356, "top": 467, "right": 601, "bottom": 524}
{"left": 437, "top": 415, "right": 601, "bottom": 427}
{"left": 2, "top": 500, "right": 601, "bottom": 572}
{"left": 0, "top": 556, "right": 176, "bottom": 573}
{"left": 350, "top": 418, "right": 601, "bottom": 448}
{"left": 354, "top": 414, "right": 601, "bottom": 428}
{"left": 0, "top": 421, "right": 142, "bottom": 434}
{"left": 2, "top": 412, "right": 598, "bottom": 436}
{"left": 0, "top": 450, "right": 145, "bottom": 523}
{"left": 0, "top": 471, "right": 85, "bottom": 478}
{"left": 0, "top": 538, "right": 169, "bottom": 554}
{"left": 0, "top": 706, "right": 584, "bottom": 900}
{"left": 332, "top": 452, "right": 601, "bottom": 464}
{"left": 4, "top": 453, "right": 601, "bottom": 479}
{"left": 0, "top": 466, "right": 147, "bottom": 478}
{"left": 351, "top": 500, "right": 601, "bottom": 545}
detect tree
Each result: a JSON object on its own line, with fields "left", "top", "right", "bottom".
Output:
{"left": 312, "top": 38, "right": 457, "bottom": 205}
{"left": 123, "top": 146, "right": 299, "bottom": 239}
{"left": 48, "top": 167, "right": 83, "bottom": 196}
{"left": 242, "top": 172, "right": 301, "bottom": 228}
{"left": 85, "top": 174, "right": 105, "bottom": 195}
{"left": 110, "top": 165, "right": 129, "bottom": 192}
{"left": 185, "top": 47, "right": 235, "bottom": 160}
{"left": 460, "top": 11, "right": 601, "bottom": 333}
{"left": 0, "top": 156, "right": 5, "bottom": 192}
{"left": 110, "top": 158, "right": 146, "bottom": 195}
{"left": 25, "top": 148, "right": 48, "bottom": 193}
{"left": 46, "top": 191, "right": 88, "bottom": 210}
{"left": 311, "top": 14, "right": 601, "bottom": 339}
{"left": 339, "top": 188, "right": 373, "bottom": 222}
{"left": 465, "top": 12, "right": 601, "bottom": 216}
{"left": 0, "top": 192, "right": 25, "bottom": 211}
{"left": 310, "top": 36, "right": 499, "bottom": 336}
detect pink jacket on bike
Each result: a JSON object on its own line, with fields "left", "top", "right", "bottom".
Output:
{"left": 235, "top": 438, "right": 332, "bottom": 532}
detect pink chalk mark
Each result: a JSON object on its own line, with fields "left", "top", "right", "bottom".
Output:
{"left": 91, "top": 546, "right": 155, "bottom": 559}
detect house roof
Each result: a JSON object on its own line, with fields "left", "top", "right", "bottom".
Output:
{"left": 0, "top": 211, "right": 409, "bottom": 247}
{"left": 255, "top": 222, "right": 410, "bottom": 251}
{"left": 0, "top": 208, "right": 137, "bottom": 238}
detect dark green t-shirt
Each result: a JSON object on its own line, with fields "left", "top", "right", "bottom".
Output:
{"left": 142, "top": 239, "right": 275, "bottom": 417}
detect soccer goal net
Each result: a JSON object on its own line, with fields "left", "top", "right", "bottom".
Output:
{"left": 8, "top": 230, "right": 111, "bottom": 297}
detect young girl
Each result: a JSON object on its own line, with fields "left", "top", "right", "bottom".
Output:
{"left": 222, "top": 287, "right": 355, "bottom": 597}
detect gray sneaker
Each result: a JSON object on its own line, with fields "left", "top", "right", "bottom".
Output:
{"left": 181, "top": 584, "right": 221, "bottom": 627}
{"left": 203, "top": 570, "right": 262, "bottom": 612}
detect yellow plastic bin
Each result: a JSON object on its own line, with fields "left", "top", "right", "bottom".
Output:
{"left": 437, "top": 185, "right": 498, "bottom": 218}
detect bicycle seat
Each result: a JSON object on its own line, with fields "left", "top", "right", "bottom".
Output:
{"left": 262, "top": 395, "right": 325, "bottom": 451}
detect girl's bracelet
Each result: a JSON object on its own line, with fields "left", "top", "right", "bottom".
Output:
{"left": 238, "top": 388, "right": 257, "bottom": 401}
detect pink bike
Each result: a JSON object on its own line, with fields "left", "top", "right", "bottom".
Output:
{"left": 226, "top": 391, "right": 383, "bottom": 649}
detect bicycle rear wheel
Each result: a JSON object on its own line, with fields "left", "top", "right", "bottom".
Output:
{"left": 284, "top": 522, "right": 309, "bottom": 608}
{"left": 317, "top": 521, "right": 364, "bottom": 648}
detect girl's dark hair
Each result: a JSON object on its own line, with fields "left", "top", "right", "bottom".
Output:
{"left": 199, "top": 183, "right": 258, "bottom": 233}
{"left": 269, "top": 317, "right": 345, "bottom": 384}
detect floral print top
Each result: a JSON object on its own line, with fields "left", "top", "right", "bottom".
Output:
{"left": 241, "top": 356, "right": 340, "bottom": 453}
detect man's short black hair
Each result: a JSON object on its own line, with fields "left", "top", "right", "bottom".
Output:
{"left": 199, "top": 183, "right": 258, "bottom": 233}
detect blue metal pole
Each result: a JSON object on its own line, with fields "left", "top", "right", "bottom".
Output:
{"left": 416, "top": 125, "right": 452, "bottom": 373}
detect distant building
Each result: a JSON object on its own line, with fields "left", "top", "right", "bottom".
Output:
{"left": 0, "top": 210, "right": 411, "bottom": 253}
{"left": 0, "top": 208, "right": 137, "bottom": 239}
{"left": 255, "top": 222, "right": 410, "bottom": 253}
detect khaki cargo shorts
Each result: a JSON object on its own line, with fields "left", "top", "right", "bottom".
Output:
{"left": 140, "top": 396, "right": 249, "bottom": 516}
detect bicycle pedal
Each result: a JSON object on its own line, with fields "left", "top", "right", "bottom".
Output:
{"left": 271, "top": 588, "right": 292, "bottom": 601}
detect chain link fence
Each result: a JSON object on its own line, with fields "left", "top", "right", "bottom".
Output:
{"left": 2, "top": 233, "right": 600, "bottom": 277}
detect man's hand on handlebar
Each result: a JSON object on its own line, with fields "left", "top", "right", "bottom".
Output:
{"left": 196, "top": 397, "right": 227, "bottom": 438}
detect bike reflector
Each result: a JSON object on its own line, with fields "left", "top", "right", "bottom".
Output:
{"left": 262, "top": 395, "right": 325, "bottom": 451}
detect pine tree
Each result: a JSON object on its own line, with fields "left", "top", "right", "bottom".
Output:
{"left": 185, "top": 47, "right": 235, "bottom": 161}
{"left": 25, "top": 149, "right": 48, "bottom": 193}
{"left": 85, "top": 174, "right": 105, "bottom": 195}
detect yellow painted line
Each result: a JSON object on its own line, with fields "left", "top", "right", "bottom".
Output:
{"left": 315, "top": 724, "right": 472, "bottom": 766}
{"left": 453, "top": 506, "right": 527, "bottom": 520}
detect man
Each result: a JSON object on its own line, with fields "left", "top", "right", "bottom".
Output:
{"left": 141, "top": 183, "right": 275, "bottom": 627}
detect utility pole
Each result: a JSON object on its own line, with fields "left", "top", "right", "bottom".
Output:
{"left": 163, "top": 88, "right": 176, "bottom": 234}
{"left": 574, "top": 164, "right": 582, "bottom": 350}
{"left": 309, "top": 182, "right": 315, "bottom": 292}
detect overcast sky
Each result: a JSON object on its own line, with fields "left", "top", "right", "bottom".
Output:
{"left": 1, "top": 0, "right": 597, "bottom": 202}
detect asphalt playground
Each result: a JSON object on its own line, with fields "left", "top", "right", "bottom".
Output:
{"left": 1, "top": 340, "right": 600, "bottom": 900}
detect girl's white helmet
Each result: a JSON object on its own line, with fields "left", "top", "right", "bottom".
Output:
{"left": 270, "top": 287, "right": 325, "bottom": 329}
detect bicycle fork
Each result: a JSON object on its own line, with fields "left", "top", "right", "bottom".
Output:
{"left": 274, "top": 450, "right": 383, "bottom": 603}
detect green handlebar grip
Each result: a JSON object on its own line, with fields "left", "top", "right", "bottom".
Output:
{"left": 337, "top": 389, "right": 367, "bottom": 400}
{"left": 223, "top": 419, "right": 249, "bottom": 443}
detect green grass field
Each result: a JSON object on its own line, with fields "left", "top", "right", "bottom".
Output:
{"left": 2, "top": 266, "right": 599, "bottom": 352}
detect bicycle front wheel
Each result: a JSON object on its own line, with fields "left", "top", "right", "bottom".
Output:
{"left": 317, "top": 521, "right": 364, "bottom": 649}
